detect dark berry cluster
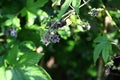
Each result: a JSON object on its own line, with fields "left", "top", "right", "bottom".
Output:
{"left": 5, "top": 28, "right": 17, "bottom": 37}
{"left": 41, "top": 32, "right": 60, "bottom": 46}
{"left": 105, "top": 55, "right": 120, "bottom": 77}
{"left": 42, "top": 20, "right": 66, "bottom": 46}
{"left": 47, "top": 20, "right": 66, "bottom": 29}
{"left": 50, "top": 34, "right": 60, "bottom": 43}
{"left": 89, "top": 9, "right": 98, "bottom": 17}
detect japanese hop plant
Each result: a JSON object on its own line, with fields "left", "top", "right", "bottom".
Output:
{"left": 0, "top": 0, "right": 118, "bottom": 80}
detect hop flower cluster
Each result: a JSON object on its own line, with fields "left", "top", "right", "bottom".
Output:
{"left": 42, "top": 20, "right": 66, "bottom": 46}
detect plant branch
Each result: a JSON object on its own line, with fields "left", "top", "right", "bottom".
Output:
{"left": 79, "top": 0, "right": 91, "bottom": 8}
{"left": 97, "top": 57, "right": 104, "bottom": 80}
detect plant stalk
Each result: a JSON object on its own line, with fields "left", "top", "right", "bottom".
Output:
{"left": 97, "top": 57, "right": 104, "bottom": 80}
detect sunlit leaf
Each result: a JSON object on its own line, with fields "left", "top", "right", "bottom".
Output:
{"left": 6, "top": 69, "right": 13, "bottom": 80}
{"left": 58, "top": 25, "right": 71, "bottom": 39}
{"left": 52, "top": 0, "right": 61, "bottom": 6}
{"left": 4, "top": 19, "right": 12, "bottom": 26}
{"left": 3, "top": 16, "right": 20, "bottom": 29}
{"left": 5, "top": 67, "right": 24, "bottom": 80}
{"left": 26, "top": 11, "right": 36, "bottom": 26}
{"left": 26, "top": 0, "right": 48, "bottom": 13}
{"left": 0, "top": 66, "right": 5, "bottom": 80}
{"left": 6, "top": 45, "right": 19, "bottom": 65}
{"left": 57, "top": 0, "right": 72, "bottom": 19}
{"left": 22, "top": 66, "right": 52, "bottom": 80}
{"left": 37, "top": 10, "right": 48, "bottom": 21}
{"left": 20, "top": 41, "right": 36, "bottom": 51}
{"left": 17, "top": 51, "right": 43, "bottom": 66}
{"left": 12, "top": 17, "right": 20, "bottom": 28}
{"left": 72, "top": 0, "right": 81, "bottom": 13}
{"left": 5, "top": 66, "right": 52, "bottom": 80}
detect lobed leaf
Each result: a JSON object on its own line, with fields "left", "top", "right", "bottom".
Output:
{"left": 93, "top": 34, "right": 112, "bottom": 63}
{"left": 94, "top": 34, "right": 107, "bottom": 43}
{"left": 93, "top": 43, "right": 104, "bottom": 63}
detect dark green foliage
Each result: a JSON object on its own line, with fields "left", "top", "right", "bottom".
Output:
{"left": 94, "top": 34, "right": 112, "bottom": 63}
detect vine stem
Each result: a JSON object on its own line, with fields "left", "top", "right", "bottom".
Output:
{"left": 97, "top": 57, "right": 104, "bottom": 80}
{"left": 79, "top": 0, "right": 91, "bottom": 8}
{"left": 97, "top": 1, "right": 110, "bottom": 80}
{"left": 100, "top": 0, "right": 120, "bottom": 32}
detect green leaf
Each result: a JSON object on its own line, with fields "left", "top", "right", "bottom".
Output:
{"left": 57, "top": 0, "right": 72, "bottom": 19}
{"left": 20, "top": 7, "right": 27, "bottom": 17}
{"left": 6, "top": 69, "right": 12, "bottom": 80}
{"left": 37, "top": 10, "right": 48, "bottom": 21}
{"left": 26, "top": 11, "right": 36, "bottom": 26}
{"left": 26, "top": 25, "right": 40, "bottom": 30}
{"left": 106, "top": 60, "right": 114, "bottom": 66}
{"left": 93, "top": 34, "right": 112, "bottom": 63}
{"left": 26, "top": 0, "right": 34, "bottom": 7}
{"left": 26, "top": 0, "right": 48, "bottom": 14}
{"left": 5, "top": 66, "right": 52, "bottom": 80}
{"left": 12, "top": 17, "right": 20, "bottom": 28}
{"left": 21, "top": 66, "right": 52, "bottom": 80}
{"left": 17, "top": 52, "right": 43, "bottom": 66}
{"left": 93, "top": 43, "right": 104, "bottom": 63}
{"left": 3, "top": 15, "right": 14, "bottom": 26}
{"left": 4, "top": 19, "right": 12, "bottom": 26}
{"left": 18, "top": 29, "right": 41, "bottom": 46}
{"left": 34, "top": 0, "right": 48, "bottom": 8}
{"left": 72, "top": 0, "right": 81, "bottom": 13}
{"left": 94, "top": 34, "right": 107, "bottom": 43}
{"left": 3, "top": 16, "right": 20, "bottom": 29}
{"left": 58, "top": 26, "right": 71, "bottom": 39}
{"left": 6, "top": 45, "right": 19, "bottom": 65}
{"left": 0, "top": 56, "right": 5, "bottom": 66}
{"left": 6, "top": 68, "right": 23, "bottom": 80}
{"left": 0, "top": 66, "right": 6, "bottom": 80}
{"left": 20, "top": 41, "right": 36, "bottom": 51}
{"left": 52, "top": 0, "right": 61, "bottom": 6}
{"left": 102, "top": 42, "right": 111, "bottom": 63}
{"left": 14, "top": 41, "right": 43, "bottom": 66}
